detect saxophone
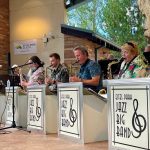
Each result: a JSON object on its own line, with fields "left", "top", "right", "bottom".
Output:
{"left": 45, "top": 65, "right": 53, "bottom": 86}
{"left": 18, "top": 67, "right": 27, "bottom": 94}
{"left": 107, "top": 58, "right": 124, "bottom": 79}
{"left": 45, "top": 65, "right": 52, "bottom": 78}
{"left": 70, "top": 60, "right": 79, "bottom": 76}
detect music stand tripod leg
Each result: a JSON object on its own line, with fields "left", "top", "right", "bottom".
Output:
{"left": 0, "top": 73, "right": 30, "bottom": 133}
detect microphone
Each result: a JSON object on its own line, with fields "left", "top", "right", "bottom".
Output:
{"left": 24, "top": 62, "right": 33, "bottom": 65}
{"left": 11, "top": 62, "right": 33, "bottom": 69}
{"left": 72, "top": 60, "right": 79, "bottom": 65}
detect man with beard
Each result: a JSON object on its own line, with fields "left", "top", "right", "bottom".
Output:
{"left": 45, "top": 53, "right": 69, "bottom": 91}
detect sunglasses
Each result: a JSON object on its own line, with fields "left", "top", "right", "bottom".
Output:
{"left": 126, "top": 42, "right": 135, "bottom": 48}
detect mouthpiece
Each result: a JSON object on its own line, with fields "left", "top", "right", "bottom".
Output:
{"left": 72, "top": 60, "right": 79, "bottom": 65}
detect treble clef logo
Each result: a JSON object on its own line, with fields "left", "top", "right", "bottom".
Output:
{"left": 35, "top": 98, "right": 41, "bottom": 121}
{"left": 132, "top": 99, "right": 146, "bottom": 138}
{"left": 69, "top": 98, "right": 77, "bottom": 127}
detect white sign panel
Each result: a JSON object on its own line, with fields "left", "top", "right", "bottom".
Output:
{"left": 14, "top": 39, "right": 37, "bottom": 55}
{"left": 110, "top": 85, "right": 149, "bottom": 150}
{"left": 27, "top": 89, "right": 43, "bottom": 130}
{"left": 6, "top": 91, "right": 18, "bottom": 125}
{"left": 59, "top": 88, "right": 80, "bottom": 138}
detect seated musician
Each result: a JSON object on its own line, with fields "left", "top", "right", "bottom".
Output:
{"left": 21, "top": 56, "right": 45, "bottom": 87}
{"left": 118, "top": 41, "right": 147, "bottom": 79}
{"left": 69, "top": 46, "right": 102, "bottom": 93}
{"left": 45, "top": 53, "right": 69, "bottom": 91}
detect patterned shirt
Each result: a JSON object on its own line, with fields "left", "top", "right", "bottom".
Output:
{"left": 27, "top": 67, "right": 45, "bottom": 85}
{"left": 118, "top": 55, "right": 147, "bottom": 79}
{"left": 46, "top": 64, "right": 69, "bottom": 91}
{"left": 77, "top": 59, "right": 102, "bottom": 93}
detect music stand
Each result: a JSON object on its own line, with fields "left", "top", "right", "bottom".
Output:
{"left": 0, "top": 63, "right": 31, "bottom": 132}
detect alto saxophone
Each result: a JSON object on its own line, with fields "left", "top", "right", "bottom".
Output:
{"left": 70, "top": 60, "right": 79, "bottom": 76}
{"left": 18, "top": 67, "right": 26, "bottom": 91}
{"left": 45, "top": 65, "right": 52, "bottom": 78}
{"left": 107, "top": 58, "right": 124, "bottom": 79}
{"left": 45, "top": 65, "right": 53, "bottom": 86}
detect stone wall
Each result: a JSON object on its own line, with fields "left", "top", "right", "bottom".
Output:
{"left": 0, "top": 0, "right": 9, "bottom": 75}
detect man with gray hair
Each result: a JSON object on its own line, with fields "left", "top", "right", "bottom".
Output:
{"left": 69, "top": 46, "right": 102, "bottom": 93}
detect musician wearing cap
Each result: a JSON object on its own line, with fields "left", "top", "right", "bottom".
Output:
{"left": 21, "top": 56, "right": 45, "bottom": 86}
{"left": 69, "top": 46, "right": 102, "bottom": 93}
{"left": 45, "top": 53, "right": 69, "bottom": 91}
{"left": 118, "top": 41, "right": 147, "bottom": 79}
{"left": 11, "top": 64, "right": 26, "bottom": 79}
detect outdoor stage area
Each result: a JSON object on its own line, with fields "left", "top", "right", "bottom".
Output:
{"left": 0, "top": 128, "right": 108, "bottom": 150}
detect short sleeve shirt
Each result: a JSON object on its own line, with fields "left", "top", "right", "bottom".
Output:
{"left": 118, "top": 56, "right": 147, "bottom": 79}
{"left": 46, "top": 64, "right": 69, "bottom": 90}
{"left": 77, "top": 59, "right": 102, "bottom": 92}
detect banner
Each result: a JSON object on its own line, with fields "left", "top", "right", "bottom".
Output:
{"left": 59, "top": 87, "right": 80, "bottom": 139}
{"left": 14, "top": 39, "right": 37, "bottom": 55}
{"left": 27, "top": 89, "right": 43, "bottom": 130}
{"left": 110, "top": 85, "right": 149, "bottom": 150}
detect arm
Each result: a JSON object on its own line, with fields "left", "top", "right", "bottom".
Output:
{"left": 70, "top": 61, "right": 101, "bottom": 86}
{"left": 22, "top": 67, "right": 44, "bottom": 86}
{"left": 81, "top": 75, "right": 100, "bottom": 86}
{"left": 69, "top": 75, "right": 100, "bottom": 86}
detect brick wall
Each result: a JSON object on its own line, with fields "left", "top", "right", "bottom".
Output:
{"left": 0, "top": 0, "right": 9, "bottom": 75}
{"left": 64, "top": 34, "right": 100, "bottom": 75}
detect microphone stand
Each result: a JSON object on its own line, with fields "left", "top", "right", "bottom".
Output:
{"left": 10, "top": 62, "right": 33, "bottom": 69}
{"left": 0, "top": 63, "right": 31, "bottom": 132}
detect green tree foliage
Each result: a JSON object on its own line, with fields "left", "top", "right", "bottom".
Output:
{"left": 66, "top": 0, "right": 147, "bottom": 51}
{"left": 67, "top": 0, "right": 105, "bottom": 33}
{"left": 101, "top": 0, "right": 147, "bottom": 50}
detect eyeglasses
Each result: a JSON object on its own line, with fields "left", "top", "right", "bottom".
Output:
{"left": 126, "top": 42, "right": 135, "bottom": 48}
{"left": 28, "top": 61, "right": 33, "bottom": 64}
